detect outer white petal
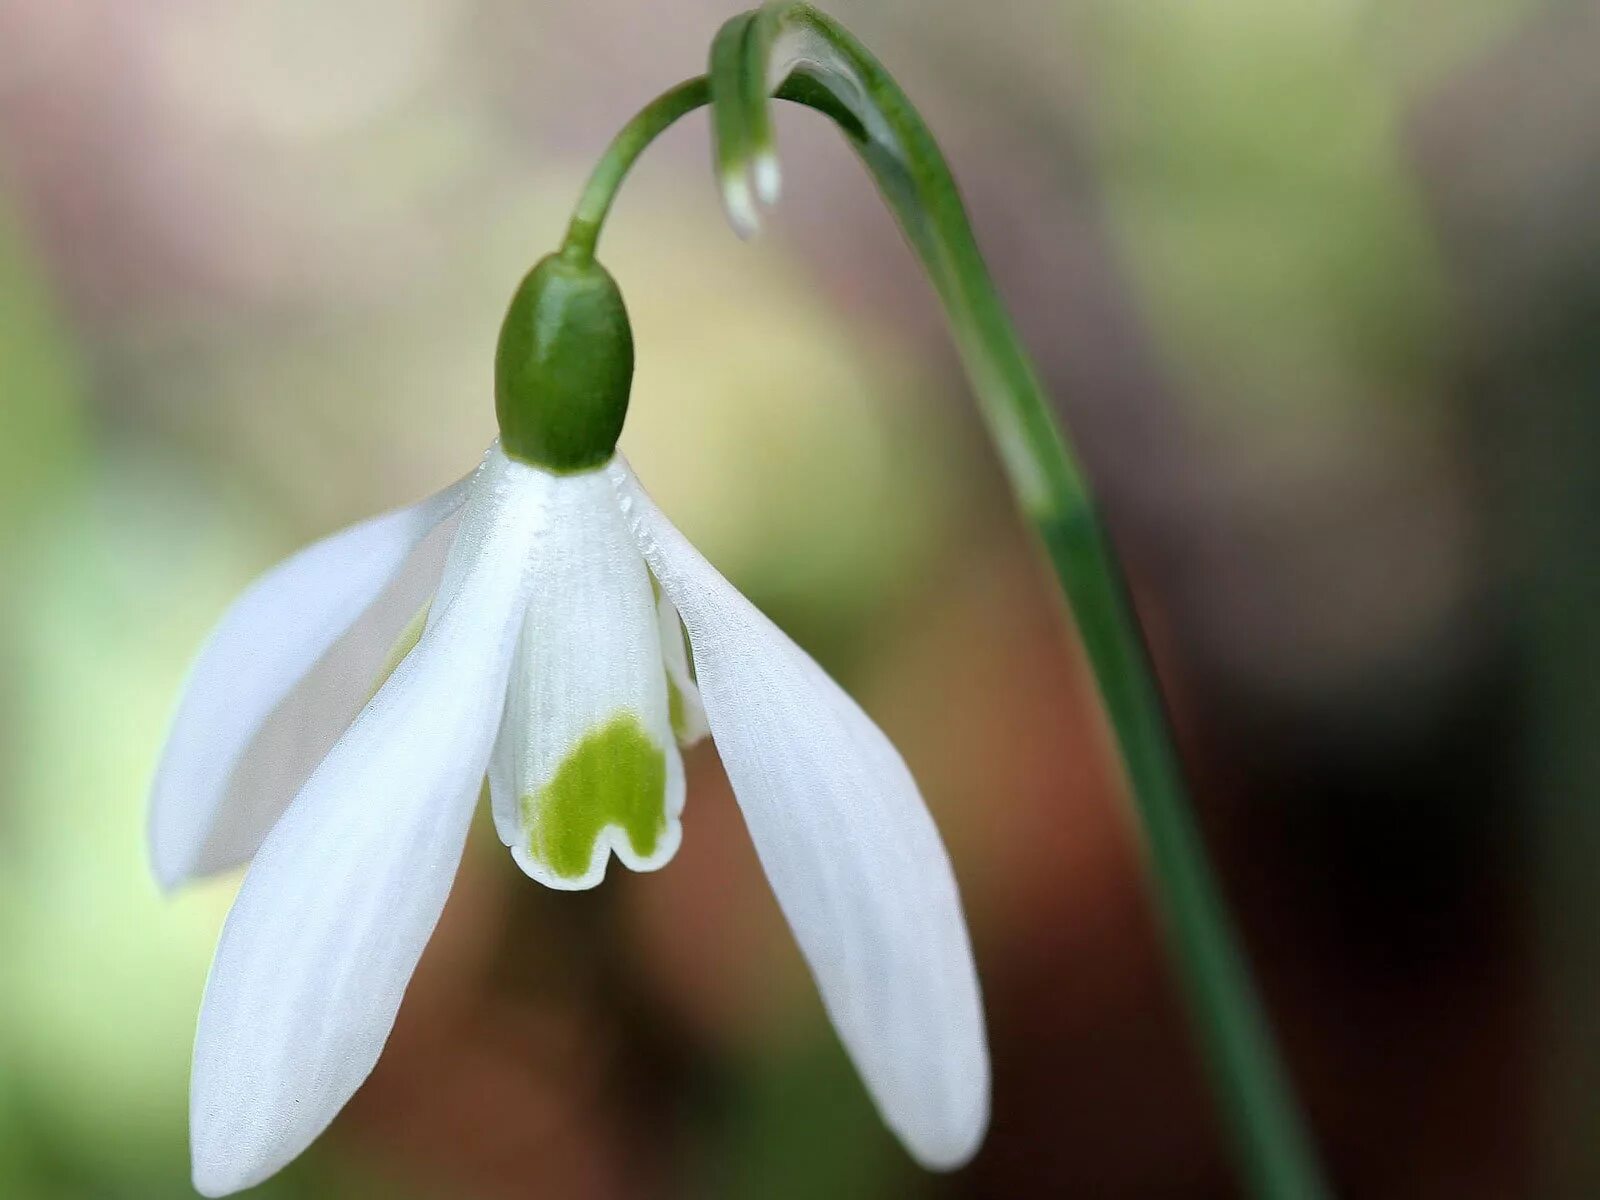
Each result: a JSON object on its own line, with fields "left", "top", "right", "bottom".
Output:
{"left": 487, "top": 468, "right": 684, "bottom": 890}
{"left": 608, "top": 459, "right": 989, "bottom": 1170}
{"left": 189, "top": 446, "right": 542, "bottom": 1198}
{"left": 655, "top": 581, "right": 709, "bottom": 746}
{"left": 149, "top": 478, "right": 468, "bottom": 890}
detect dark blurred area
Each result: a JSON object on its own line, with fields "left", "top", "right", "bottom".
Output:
{"left": 2, "top": 1, "right": 1595, "bottom": 1197}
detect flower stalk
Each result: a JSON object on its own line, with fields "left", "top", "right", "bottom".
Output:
{"left": 562, "top": 77, "right": 713, "bottom": 265}
{"left": 699, "top": 6, "right": 1331, "bottom": 1198}
{"left": 474, "top": 5, "right": 1329, "bottom": 1191}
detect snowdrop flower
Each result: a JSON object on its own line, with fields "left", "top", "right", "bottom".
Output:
{"left": 151, "top": 253, "right": 988, "bottom": 1196}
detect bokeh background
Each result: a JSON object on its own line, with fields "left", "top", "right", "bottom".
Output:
{"left": 2, "top": 0, "right": 1595, "bottom": 1196}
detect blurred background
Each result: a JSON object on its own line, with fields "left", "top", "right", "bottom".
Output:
{"left": 1, "top": 0, "right": 1595, "bottom": 1196}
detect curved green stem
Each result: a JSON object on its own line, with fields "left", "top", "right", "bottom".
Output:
{"left": 550, "top": 12, "right": 1329, "bottom": 1197}
{"left": 708, "top": 6, "right": 1330, "bottom": 1199}
{"left": 562, "top": 77, "right": 712, "bottom": 264}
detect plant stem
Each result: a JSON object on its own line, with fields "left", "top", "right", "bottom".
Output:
{"left": 562, "top": 77, "right": 712, "bottom": 264}
{"left": 710, "top": 7, "right": 1331, "bottom": 1197}
{"left": 555, "top": 9, "right": 1330, "bottom": 1194}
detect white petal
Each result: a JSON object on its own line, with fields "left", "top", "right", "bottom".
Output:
{"left": 655, "top": 581, "right": 709, "bottom": 746}
{"left": 488, "top": 467, "right": 684, "bottom": 890}
{"left": 609, "top": 460, "right": 989, "bottom": 1169}
{"left": 149, "top": 478, "right": 469, "bottom": 890}
{"left": 189, "top": 446, "right": 542, "bottom": 1197}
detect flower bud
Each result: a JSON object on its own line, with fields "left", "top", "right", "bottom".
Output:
{"left": 495, "top": 253, "right": 634, "bottom": 472}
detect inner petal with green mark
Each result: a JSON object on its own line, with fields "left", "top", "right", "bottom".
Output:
{"left": 487, "top": 466, "right": 685, "bottom": 891}
{"left": 521, "top": 712, "right": 668, "bottom": 882}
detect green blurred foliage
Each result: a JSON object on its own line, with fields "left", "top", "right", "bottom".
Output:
{"left": 0, "top": 205, "right": 82, "bottom": 548}
{"left": 1084, "top": 0, "right": 1448, "bottom": 431}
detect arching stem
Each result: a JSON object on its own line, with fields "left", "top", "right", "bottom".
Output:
{"left": 562, "top": 77, "right": 713, "bottom": 264}
{"left": 708, "top": 6, "right": 1331, "bottom": 1200}
{"left": 552, "top": 9, "right": 1330, "bottom": 1197}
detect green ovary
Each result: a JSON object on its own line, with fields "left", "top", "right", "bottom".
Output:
{"left": 523, "top": 713, "right": 668, "bottom": 881}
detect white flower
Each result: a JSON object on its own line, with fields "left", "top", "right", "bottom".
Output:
{"left": 151, "top": 443, "right": 989, "bottom": 1196}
